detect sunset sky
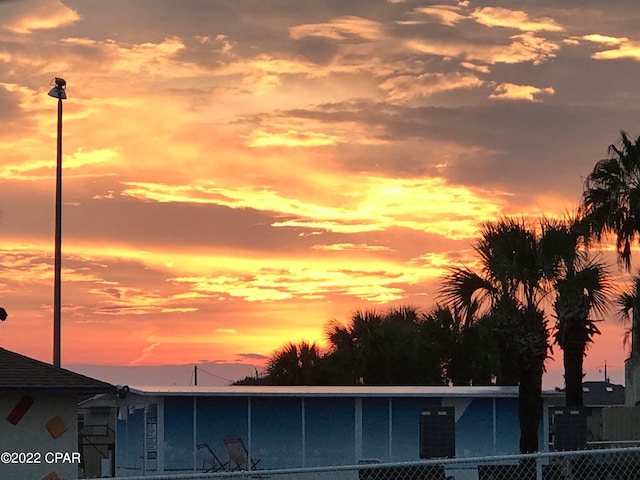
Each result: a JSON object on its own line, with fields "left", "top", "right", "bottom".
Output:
{"left": 1, "top": 0, "right": 639, "bottom": 384}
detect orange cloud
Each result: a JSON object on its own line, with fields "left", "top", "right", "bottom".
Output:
{"left": 592, "top": 42, "right": 640, "bottom": 61}
{"left": 5, "top": 0, "right": 80, "bottom": 34}
{"left": 311, "top": 243, "right": 392, "bottom": 252}
{"left": 379, "top": 72, "right": 485, "bottom": 101}
{"left": 471, "top": 7, "right": 564, "bottom": 32}
{"left": 489, "top": 83, "right": 554, "bottom": 102}
{"left": 412, "top": 6, "right": 466, "bottom": 26}
{"left": 120, "top": 174, "right": 508, "bottom": 239}
{"left": 404, "top": 31, "right": 559, "bottom": 65}
{"left": 289, "top": 16, "right": 384, "bottom": 41}
{"left": 582, "top": 34, "right": 623, "bottom": 45}
{"left": 245, "top": 129, "right": 342, "bottom": 147}
{"left": 573, "top": 34, "right": 640, "bottom": 61}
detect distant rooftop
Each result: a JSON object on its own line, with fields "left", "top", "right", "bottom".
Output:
{"left": 551, "top": 380, "right": 625, "bottom": 407}
{"left": 0, "top": 348, "right": 113, "bottom": 394}
{"left": 582, "top": 380, "right": 625, "bottom": 406}
{"left": 127, "top": 384, "right": 563, "bottom": 398}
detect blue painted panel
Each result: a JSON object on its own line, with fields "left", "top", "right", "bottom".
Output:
{"left": 251, "top": 397, "right": 303, "bottom": 469}
{"left": 454, "top": 398, "right": 494, "bottom": 457}
{"left": 362, "top": 398, "right": 390, "bottom": 462}
{"left": 116, "top": 406, "right": 145, "bottom": 476}
{"left": 305, "top": 397, "right": 355, "bottom": 466}
{"left": 391, "top": 397, "right": 440, "bottom": 462}
{"left": 195, "top": 397, "right": 248, "bottom": 466}
{"left": 164, "top": 397, "right": 194, "bottom": 471}
{"left": 495, "top": 398, "right": 520, "bottom": 454}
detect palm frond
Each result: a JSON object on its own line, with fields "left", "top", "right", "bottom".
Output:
{"left": 439, "top": 266, "right": 495, "bottom": 316}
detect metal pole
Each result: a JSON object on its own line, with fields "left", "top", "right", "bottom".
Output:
{"left": 53, "top": 96, "right": 62, "bottom": 368}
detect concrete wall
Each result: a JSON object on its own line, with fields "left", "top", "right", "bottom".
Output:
{"left": 0, "top": 393, "right": 79, "bottom": 480}
{"left": 602, "top": 405, "right": 640, "bottom": 442}
{"left": 625, "top": 356, "right": 640, "bottom": 407}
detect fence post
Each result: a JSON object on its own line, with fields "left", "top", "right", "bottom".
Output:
{"left": 536, "top": 453, "right": 542, "bottom": 480}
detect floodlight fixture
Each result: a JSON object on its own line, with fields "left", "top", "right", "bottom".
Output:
{"left": 48, "top": 77, "right": 67, "bottom": 100}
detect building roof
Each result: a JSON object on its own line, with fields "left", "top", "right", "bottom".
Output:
{"left": 0, "top": 348, "right": 114, "bottom": 394}
{"left": 550, "top": 381, "right": 625, "bottom": 407}
{"left": 582, "top": 381, "right": 625, "bottom": 406}
{"left": 127, "top": 384, "right": 564, "bottom": 398}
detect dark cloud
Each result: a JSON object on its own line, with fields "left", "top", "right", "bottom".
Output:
{"left": 0, "top": 87, "right": 22, "bottom": 124}
{"left": 237, "top": 352, "right": 268, "bottom": 361}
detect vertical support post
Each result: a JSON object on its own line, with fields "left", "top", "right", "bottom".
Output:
{"left": 388, "top": 398, "right": 393, "bottom": 461}
{"left": 493, "top": 397, "right": 497, "bottom": 454}
{"left": 53, "top": 96, "right": 63, "bottom": 367}
{"left": 355, "top": 398, "right": 362, "bottom": 461}
{"left": 157, "top": 397, "right": 165, "bottom": 473}
{"left": 192, "top": 397, "right": 197, "bottom": 472}
{"left": 247, "top": 396, "right": 252, "bottom": 471}
{"left": 301, "top": 397, "right": 306, "bottom": 467}
{"left": 142, "top": 406, "right": 147, "bottom": 475}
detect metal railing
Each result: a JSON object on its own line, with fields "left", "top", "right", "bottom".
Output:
{"left": 76, "top": 446, "right": 640, "bottom": 480}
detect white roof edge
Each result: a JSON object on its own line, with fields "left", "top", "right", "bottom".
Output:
{"left": 125, "top": 385, "right": 563, "bottom": 398}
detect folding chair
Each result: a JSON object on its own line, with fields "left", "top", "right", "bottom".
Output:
{"left": 196, "top": 443, "right": 229, "bottom": 472}
{"left": 224, "top": 437, "right": 261, "bottom": 470}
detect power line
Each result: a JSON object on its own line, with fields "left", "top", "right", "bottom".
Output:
{"left": 190, "top": 365, "right": 235, "bottom": 384}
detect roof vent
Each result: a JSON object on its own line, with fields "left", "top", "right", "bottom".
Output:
{"left": 582, "top": 386, "right": 590, "bottom": 392}
{"left": 605, "top": 386, "right": 614, "bottom": 392}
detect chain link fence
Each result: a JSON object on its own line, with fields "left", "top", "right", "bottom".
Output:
{"left": 76, "top": 446, "right": 640, "bottom": 480}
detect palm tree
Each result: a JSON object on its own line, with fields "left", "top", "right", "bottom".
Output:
{"left": 539, "top": 215, "right": 610, "bottom": 407}
{"left": 324, "top": 306, "right": 445, "bottom": 385}
{"left": 616, "top": 272, "right": 640, "bottom": 358}
{"left": 440, "top": 217, "right": 551, "bottom": 453}
{"left": 423, "top": 303, "right": 500, "bottom": 386}
{"left": 324, "top": 309, "right": 384, "bottom": 385}
{"left": 582, "top": 131, "right": 640, "bottom": 271}
{"left": 265, "top": 340, "right": 325, "bottom": 385}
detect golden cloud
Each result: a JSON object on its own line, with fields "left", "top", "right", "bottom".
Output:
{"left": 582, "top": 34, "right": 624, "bottom": 45}
{"left": 311, "top": 243, "right": 393, "bottom": 252}
{"left": 489, "top": 83, "right": 554, "bottom": 102}
{"left": 122, "top": 173, "right": 507, "bottom": 241}
{"left": 245, "top": 129, "right": 342, "bottom": 147}
{"left": 290, "top": 16, "right": 384, "bottom": 41}
{"left": 404, "top": 31, "right": 559, "bottom": 65}
{"left": 471, "top": 7, "right": 563, "bottom": 32}
{"left": 379, "top": 72, "right": 485, "bottom": 101}
{"left": 592, "top": 43, "right": 640, "bottom": 61}
{"left": 6, "top": 0, "right": 80, "bottom": 34}
{"left": 413, "top": 6, "right": 466, "bottom": 26}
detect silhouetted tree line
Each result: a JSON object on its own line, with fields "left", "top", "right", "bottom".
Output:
{"left": 259, "top": 305, "right": 501, "bottom": 387}
{"left": 233, "top": 131, "right": 640, "bottom": 453}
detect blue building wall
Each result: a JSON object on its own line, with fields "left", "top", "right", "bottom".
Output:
{"left": 115, "top": 388, "right": 553, "bottom": 476}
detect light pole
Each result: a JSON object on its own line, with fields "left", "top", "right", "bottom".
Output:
{"left": 48, "top": 77, "right": 66, "bottom": 368}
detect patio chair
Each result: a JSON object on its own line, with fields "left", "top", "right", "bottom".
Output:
{"left": 196, "top": 443, "right": 229, "bottom": 472}
{"left": 224, "top": 437, "right": 261, "bottom": 470}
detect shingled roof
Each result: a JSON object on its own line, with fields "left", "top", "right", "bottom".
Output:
{"left": 0, "top": 348, "right": 114, "bottom": 394}
{"left": 582, "top": 380, "right": 625, "bottom": 407}
{"left": 551, "top": 380, "right": 625, "bottom": 407}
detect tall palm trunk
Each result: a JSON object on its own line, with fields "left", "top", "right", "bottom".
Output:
{"left": 633, "top": 307, "right": 640, "bottom": 358}
{"left": 554, "top": 284, "right": 600, "bottom": 407}
{"left": 518, "top": 307, "right": 549, "bottom": 453}
{"left": 518, "top": 365, "right": 543, "bottom": 453}
{"left": 563, "top": 336, "right": 584, "bottom": 406}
